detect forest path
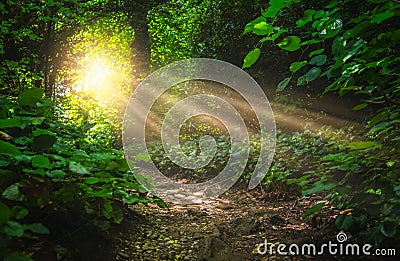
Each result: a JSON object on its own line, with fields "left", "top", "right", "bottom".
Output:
{"left": 113, "top": 186, "right": 335, "bottom": 261}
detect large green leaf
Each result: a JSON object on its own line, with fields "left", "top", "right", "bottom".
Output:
{"left": 277, "top": 36, "right": 301, "bottom": 51}
{"left": 0, "top": 141, "right": 21, "bottom": 156}
{"left": 18, "top": 88, "right": 44, "bottom": 107}
{"left": 253, "top": 21, "right": 273, "bottom": 35}
{"left": 0, "top": 117, "right": 25, "bottom": 129}
{"left": 3, "top": 221, "right": 24, "bottom": 237}
{"left": 305, "top": 67, "right": 322, "bottom": 82}
{"left": 243, "top": 48, "right": 261, "bottom": 69}
{"left": 2, "top": 183, "right": 23, "bottom": 201}
{"left": 31, "top": 155, "right": 52, "bottom": 169}
{"left": 309, "top": 55, "right": 327, "bottom": 66}
{"left": 244, "top": 17, "right": 266, "bottom": 33}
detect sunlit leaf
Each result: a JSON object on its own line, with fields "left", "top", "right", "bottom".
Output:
{"left": 348, "top": 141, "right": 381, "bottom": 150}
{"left": 309, "top": 48, "right": 325, "bottom": 57}
{"left": 277, "top": 36, "right": 301, "bottom": 51}
{"left": 253, "top": 21, "right": 273, "bottom": 35}
{"left": 243, "top": 48, "right": 261, "bottom": 69}
{"left": 289, "top": 61, "right": 307, "bottom": 73}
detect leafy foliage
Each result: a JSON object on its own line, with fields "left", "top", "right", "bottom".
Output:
{"left": 243, "top": 0, "right": 400, "bottom": 247}
{"left": 0, "top": 89, "right": 163, "bottom": 259}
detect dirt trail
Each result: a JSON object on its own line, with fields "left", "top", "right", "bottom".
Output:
{"left": 113, "top": 187, "right": 337, "bottom": 261}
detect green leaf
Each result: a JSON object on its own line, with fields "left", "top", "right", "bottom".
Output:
{"left": 253, "top": 21, "right": 273, "bottom": 35}
{"left": 154, "top": 197, "right": 168, "bottom": 208}
{"left": 371, "top": 10, "right": 395, "bottom": 24}
{"left": 243, "top": 48, "right": 261, "bottom": 69}
{"left": 31, "top": 155, "right": 52, "bottom": 169}
{"left": 0, "top": 141, "right": 21, "bottom": 156}
{"left": 309, "top": 48, "right": 325, "bottom": 57}
{"left": 69, "top": 162, "right": 91, "bottom": 175}
{"left": 3, "top": 221, "right": 24, "bottom": 237}
{"left": 32, "top": 129, "right": 55, "bottom": 137}
{"left": 24, "top": 223, "right": 50, "bottom": 234}
{"left": 46, "top": 169, "right": 66, "bottom": 179}
{"left": 0, "top": 201, "right": 12, "bottom": 224}
{"left": 368, "top": 110, "right": 389, "bottom": 127}
{"left": 297, "top": 75, "right": 307, "bottom": 86}
{"left": 321, "top": 18, "right": 342, "bottom": 39}
{"left": 85, "top": 177, "right": 102, "bottom": 184}
{"left": 302, "top": 180, "right": 336, "bottom": 195}
{"left": 352, "top": 103, "right": 368, "bottom": 110}
{"left": 302, "top": 202, "right": 326, "bottom": 219}
{"left": 277, "top": 77, "right": 291, "bottom": 92}
{"left": 0, "top": 117, "right": 25, "bottom": 129}
{"left": 386, "top": 161, "right": 396, "bottom": 167}
{"left": 2, "top": 183, "right": 23, "bottom": 201}
{"left": 12, "top": 206, "right": 29, "bottom": 220}
{"left": 18, "top": 88, "right": 44, "bottom": 107}
{"left": 296, "top": 9, "right": 315, "bottom": 27}
{"left": 348, "top": 141, "right": 381, "bottom": 150}
{"left": 290, "top": 61, "right": 307, "bottom": 73}
{"left": 309, "top": 55, "right": 327, "bottom": 66}
{"left": 277, "top": 36, "right": 301, "bottom": 51}
{"left": 244, "top": 17, "right": 266, "bottom": 33}
{"left": 305, "top": 67, "right": 322, "bottom": 82}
